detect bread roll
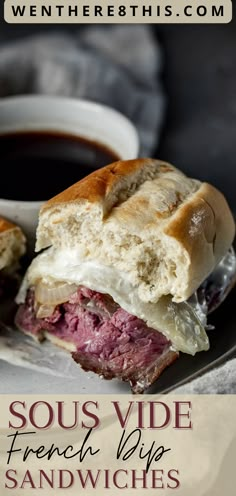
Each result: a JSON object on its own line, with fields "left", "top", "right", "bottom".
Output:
{"left": 35, "top": 159, "right": 235, "bottom": 303}
{"left": 0, "top": 217, "right": 26, "bottom": 271}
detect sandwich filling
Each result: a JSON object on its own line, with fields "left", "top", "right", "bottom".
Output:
{"left": 16, "top": 286, "right": 177, "bottom": 393}
{"left": 16, "top": 246, "right": 210, "bottom": 355}
{"left": 15, "top": 247, "right": 236, "bottom": 392}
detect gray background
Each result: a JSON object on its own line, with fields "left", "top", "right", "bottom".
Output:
{"left": 0, "top": 15, "right": 235, "bottom": 393}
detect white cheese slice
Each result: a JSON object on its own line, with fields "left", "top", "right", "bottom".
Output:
{"left": 17, "top": 247, "right": 209, "bottom": 355}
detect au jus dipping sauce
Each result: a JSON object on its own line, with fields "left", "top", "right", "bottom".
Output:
{"left": 0, "top": 131, "right": 120, "bottom": 201}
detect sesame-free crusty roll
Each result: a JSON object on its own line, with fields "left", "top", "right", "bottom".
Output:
{"left": 0, "top": 217, "right": 26, "bottom": 305}
{"left": 0, "top": 217, "right": 26, "bottom": 272}
{"left": 36, "top": 159, "right": 235, "bottom": 303}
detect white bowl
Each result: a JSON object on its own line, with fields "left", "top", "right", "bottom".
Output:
{"left": 0, "top": 96, "right": 139, "bottom": 252}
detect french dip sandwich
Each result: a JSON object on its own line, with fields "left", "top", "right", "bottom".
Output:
{"left": 16, "top": 159, "right": 236, "bottom": 392}
{"left": 0, "top": 218, "right": 26, "bottom": 300}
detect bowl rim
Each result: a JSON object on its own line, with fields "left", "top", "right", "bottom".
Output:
{"left": 0, "top": 95, "right": 139, "bottom": 205}
{"left": 0, "top": 94, "right": 139, "bottom": 145}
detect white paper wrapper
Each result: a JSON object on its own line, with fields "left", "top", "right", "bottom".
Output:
{"left": 0, "top": 323, "right": 77, "bottom": 378}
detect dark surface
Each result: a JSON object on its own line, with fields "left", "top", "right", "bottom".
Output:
{"left": 150, "top": 285, "right": 236, "bottom": 393}
{"left": 0, "top": 19, "right": 235, "bottom": 210}
{"left": 156, "top": 22, "right": 236, "bottom": 213}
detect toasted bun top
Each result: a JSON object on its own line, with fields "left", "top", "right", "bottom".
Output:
{"left": 0, "top": 217, "right": 26, "bottom": 271}
{"left": 0, "top": 218, "right": 18, "bottom": 235}
{"left": 41, "top": 158, "right": 161, "bottom": 216}
{"left": 35, "top": 159, "right": 235, "bottom": 302}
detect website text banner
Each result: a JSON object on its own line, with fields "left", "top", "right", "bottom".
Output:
{"left": 4, "top": 1, "right": 232, "bottom": 24}
{"left": 0, "top": 394, "right": 235, "bottom": 495}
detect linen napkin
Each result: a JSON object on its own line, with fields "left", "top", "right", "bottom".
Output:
{"left": 0, "top": 25, "right": 165, "bottom": 156}
{"left": 174, "top": 358, "right": 236, "bottom": 394}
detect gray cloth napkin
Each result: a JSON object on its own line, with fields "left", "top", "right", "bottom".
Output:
{"left": 0, "top": 25, "right": 165, "bottom": 156}
{"left": 174, "top": 358, "right": 236, "bottom": 394}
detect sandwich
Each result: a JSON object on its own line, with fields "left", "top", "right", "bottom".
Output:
{"left": 0, "top": 217, "right": 26, "bottom": 301}
{"left": 15, "top": 159, "right": 236, "bottom": 393}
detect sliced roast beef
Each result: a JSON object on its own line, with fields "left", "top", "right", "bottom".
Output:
{"left": 15, "top": 286, "right": 178, "bottom": 393}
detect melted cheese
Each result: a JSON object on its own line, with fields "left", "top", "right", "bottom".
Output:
{"left": 17, "top": 247, "right": 209, "bottom": 355}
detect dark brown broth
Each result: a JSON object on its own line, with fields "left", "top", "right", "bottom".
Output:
{"left": 0, "top": 131, "right": 120, "bottom": 201}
